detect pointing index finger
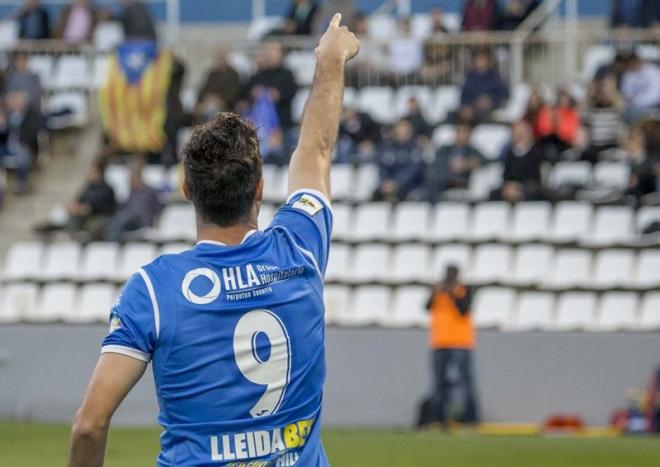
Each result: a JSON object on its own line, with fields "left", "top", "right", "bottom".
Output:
{"left": 330, "top": 13, "right": 342, "bottom": 28}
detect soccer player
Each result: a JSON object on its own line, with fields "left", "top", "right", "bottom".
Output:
{"left": 68, "top": 14, "right": 359, "bottom": 467}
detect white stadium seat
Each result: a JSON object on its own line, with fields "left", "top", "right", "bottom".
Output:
{"left": 79, "top": 242, "right": 119, "bottom": 281}
{"left": 94, "top": 22, "right": 124, "bottom": 51}
{"left": 284, "top": 51, "right": 316, "bottom": 86}
{"left": 594, "top": 162, "right": 630, "bottom": 190}
{"left": 0, "top": 283, "right": 38, "bottom": 322}
{"left": 41, "top": 242, "right": 81, "bottom": 280}
{"left": 324, "top": 285, "right": 351, "bottom": 325}
{"left": 508, "top": 291, "right": 555, "bottom": 331}
{"left": 548, "top": 201, "right": 593, "bottom": 242}
{"left": 3, "top": 242, "right": 44, "bottom": 280}
{"left": 471, "top": 125, "right": 510, "bottom": 160}
{"left": 105, "top": 165, "right": 130, "bottom": 203}
{"left": 428, "top": 86, "right": 460, "bottom": 123}
{"left": 511, "top": 244, "right": 554, "bottom": 285}
{"left": 509, "top": 202, "right": 552, "bottom": 241}
{"left": 0, "top": 21, "right": 18, "bottom": 50}
{"left": 554, "top": 292, "right": 597, "bottom": 331}
{"left": 470, "top": 244, "right": 513, "bottom": 283}
{"left": 353, "top": 164, "right": 379, "bottom": 201}
{"left": 432, "top": 124, "right": 455, "bottom": 147}
{"left": 330, "top": 204, "right": 352, "bottom": 240}
{"left": 411, "top": 14, "right": 432, "bottom": 38}
{"left": 428, "top": 202, "right": 470, "bottom": 241}
{"left": 548, "top": 162, "right": 592, "bottom": 189}
{"left": 258, "top": 204, "right": 275, "bottom": 230}
{"left": 74, "top": 284, "right": 117, "bottom": 323}
{"left": 592, "top": 292, "right": 638, "bottom": 332}
{"left": 47, "top": 92, "right": 88, "bottom": 129}
{"left": 390, "top": 244, "right": 433, "bottom": 283}
{"left": 495, "top": 83, "right": 531, "bottom": 122}
{"left": 262, "top": 165, "right": 283, "bottom": 202}
{"left": 582, "top": 45, "right": 614, "bottom": 80}
{"left": 639, "top": 292, "right": 660, "bottom": 331}
{"left": 590, "top": 206, "right": 633, "bottom": 244}
{"left": 28, "top": 55, "right": 54, "bottom": 89}
{"left": 115, "top": 243, "right": 158, "bottom": 281}
{"left": 330, "top": 165, "right": 353, "bottom": 201}
{"left": 338, "top": 286, "right": 391, "bottom": 326}
{"left": 350, "top": 245, "right": 391, "bottom": 282}
{"left": 367, "top": 14, "right": 397, "bottom": 40}
{"left": 247, "top": 16, "right": 284, "bottom": 40}
{"left": 357, "top": 87, "right": 395, "bottom": 124}
{"left": 326, "top": 244, "right": 351, "bottom": 282}
{"left": 392, "top": 202, "right": 431, "bottom": 241}
{"left": 351, "top": 203, "right": 391, "bottom": 241}
{"left": 592, "top": 249, "right": 635, "bottom": 288}
{"left": 468, "top": 163, "right": 503, "bottom": 200}
{"left": 53, "top": 55, "right": 90, "bottom": 89}
{"left": 34, "top": 283, "right": 76, "bottom": 322}
{"left": 432, "top": 244, "right": 472, "bottom": 278}
{"left": 385, "top": 286, "right": 429, "bottom": 328}
{"left": 158, "top": 204, "right": 196, "bottom": 241}
{"left": 637, "top": 206, "right": 660, "bottom": 233}
{"left": 473, "top": 287, "right": 516, "bottom": 329}
{"left": 547, "top": 249, "right": 592, "bottom": 287}
{"left": 394, "top": 86, "right": 433, "bottom": 119}
{"left": 469, "top": 202, "right": 510, "bottom": 240}
{"left": 633, "top": 250, "right": 660, "bottom": 287}
{"left": 142, "top": 165, "right": 166, "bottom": 191}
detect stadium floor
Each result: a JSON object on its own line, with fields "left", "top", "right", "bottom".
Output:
{"left": 2, "top": 422, "right": 659, "bottom": 466}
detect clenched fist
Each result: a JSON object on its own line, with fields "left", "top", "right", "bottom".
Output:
{"left": 316, "top": 13, "right": 360, "bottom": 63}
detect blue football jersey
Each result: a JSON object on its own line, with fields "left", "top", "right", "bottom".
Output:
{"left": 102, "top": 189, "right": 333, "bottom": 467}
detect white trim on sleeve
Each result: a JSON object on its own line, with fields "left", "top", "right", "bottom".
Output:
{"left": 138, "top": 268, "right": 161, "bottom": 339}
{"left": 102, "top": 345, "right": 151, "bottom": 363}
{"left": 286, "top": 189, "right": 333, "bottom": 213}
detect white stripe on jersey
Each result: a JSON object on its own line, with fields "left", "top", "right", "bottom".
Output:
{"left": 139, "top": 268, "right": 161, "bottom": 339}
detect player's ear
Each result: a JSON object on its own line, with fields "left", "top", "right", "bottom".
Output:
{"left": 255, "top": 177, "right": 264, "bottom": 203}
{"left": 182, "top": 175, "right": 192, "bottom": 201}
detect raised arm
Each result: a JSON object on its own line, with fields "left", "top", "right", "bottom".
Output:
{"left": 287, "top": 13, "right": 359, "bottom": 200}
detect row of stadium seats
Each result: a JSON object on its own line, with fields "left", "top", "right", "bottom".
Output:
{"left": 157, "top": 201, "right": 660, "bottom": 245}
{"left": 26, "top": 53, "right": 111, "bottom": 91}
{"left": 325, "top": 286, "right": 660, "bottom": 331}
{"left": 4, "top": 240, "right": 658, "bottom": 289}
{"left": 0, "top": 20, "right": 123, "bottom": 52}
{"left": 2, "top": 280, "right": 658, "bottom": 332}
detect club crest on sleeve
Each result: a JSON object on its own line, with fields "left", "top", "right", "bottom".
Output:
{"left": 292, "top": 194, "right": 323, "bottom": 216}
{"left": 109, "top": 309, "right": 122, "bottom": 333}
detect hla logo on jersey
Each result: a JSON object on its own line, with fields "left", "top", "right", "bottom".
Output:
{"left": 181, "top": 268, "right": 222, "bottom": 304}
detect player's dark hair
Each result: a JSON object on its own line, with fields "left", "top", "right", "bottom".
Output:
{"left": 183, "top": 112, "right": 262, "bottom": 227}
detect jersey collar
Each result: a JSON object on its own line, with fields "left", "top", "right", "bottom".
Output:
{"left": 197, "top": 230, "right": 257, "bottom": 247}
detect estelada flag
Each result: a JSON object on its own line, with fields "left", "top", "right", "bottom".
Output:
{"left": 99, "top": 40, "right": 173, "bottom": 153}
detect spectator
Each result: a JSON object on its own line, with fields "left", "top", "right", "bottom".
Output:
{"left": 0, "top": 99, "right": 31, "bottom": 194}
{"left": 430, "top": 7, "right": 450, "bottom": 33}
{"left": 426, "top": 264, "right": 479, "bottom": 427}
{"left": 16, "top": 0, "right": 50, "bottom": 40}
{"left": 337, "top": 106, "right": 380, "bottom": 163}
{"left": 373, "top": 119, "right": 424, "bottom": 202}
{"left": 388, "top": 17, "right": 423, "bottom": 83}
{"left": 53, "top": 0, "right": 98, "bottom": 45}
{"left": 117, "top": 0, "right": 156, "bottom": 41}
{"left": 523, "top": 88, "right": 547, "bottom": 134}
{"left": 620, "top": 53, "right": 660, "bottom": 123}
{"left": 535, "top": 88, "right": 581, "bottom": 162}
{"left": 243, "top": 42, "right": 298, "bottom": 132}
{"left": 420, "top": 9, "right": 452, "bottom": 85}
{"left": 194, "top": 48, "right": 241, "bottom": 124}
{"left": 65, "top": 159, "right": 117, "bottom": 238}
{"left": 594, "top": 49, "right": 632, "bottom": 86}
{"left": 163, "top": 57, "right": 187, "bottom": 166}
{"left": 625, "top": 126, "right": 658, "bottom": 200}
{"left": 494, "top": 119, "right": 544, "bottom": 202}
{"left": 461, "top": 0, "right": 499, "bottom": 31}
{"left": 459, "top": 48, "right": 509, "bottom": 122}
{"left": 4, "top": 52, "right": 42, "bottom": 111}
{"left": 610, "top": 0, "right": 655, "bottom": 29}
{"left": 425, "top": 122, "right": 486, "bottom": 201}
{"left": 282, "top": 0, "right": 319, "bottom": 35}
{"left": 314, "top": 0, "right": 353, "bottom": 34}
{"left": 105, "top": 164, "right": 162, "bottom": 241}
{"left": 582, "top": 75, "right": 625, "bottom": 163}
{"left": 402, "top": 96, "right": 432, "bottom": 140}
{"left": 345, "top": 11, "right": 388, "bottom": 87}
{"left": 498, "top": 0, "right": 541, "bottom": 30}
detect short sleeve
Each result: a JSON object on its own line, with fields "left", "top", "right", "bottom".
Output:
{"left": 101, "top": 271, "right": 158, "bottom": 363}
{"left": 270, "top": 189, "right": 333, "bottom": 275}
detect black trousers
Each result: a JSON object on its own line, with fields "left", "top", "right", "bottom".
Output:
{"left": 431, "top": 348, "right": 479, "bottom": 424}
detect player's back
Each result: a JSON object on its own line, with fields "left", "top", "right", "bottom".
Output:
{"left": 101, "top": 191, "right": 333, "bottom": 467}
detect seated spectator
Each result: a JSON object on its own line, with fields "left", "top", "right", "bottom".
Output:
{"left": 402, "top": 97, "right": 432, "bottom": 141}
{"left": 282, "top": 0, "right": 319, "bottom": 35}
{"left": 461, "top": 0, "right": 499, "bottom": 31}
{"left": 493, "top": 120, "right": 544, "bottom": 202}
{"left": 242, "top": 42, "right": 298, "bottom": 133}
{"left": 523, "top": 88, "right": 547, "bottom": 134}
{"left": 420, "top": 9, "right": 451, "bottom": 85}
{"left": 337, "top": 107, "right": 380, "bottom": 163}
{"left": 610, "top": 0, "right": 655, "bottom": 29}
{"left": 53, "top": 0, "right": 98, "bottom": 45}
{"left": 430, "top": 7, "right": 450, "bottom": 33}
{"left": 0, "top": 91, "right": 40, "bottom": 194}
{"left": 624, "top": 126, "right": 658, "bottom": 201}
{"left": 582, "top": 74, "right": 625, "bottom": 163}
{"left": 459, "top": 48, "right": 509, "bottom": 122}
{"left": 105, "top": 164, "right": 162, "bottom": 241}
{"left": 594, "top": 49, "right": 632, "bottom": 86}
{"left": 345, "top": 11, "right": 389, "bottom": 87}
{"left": 15, "top": 0, "right": 50, "bottom": 40}
{"left": 373, "top": 119, "right": 425, "bottom": 202}
{"left": 620, "top": 52, "right": 660, "bottom": 123}
{"left": 194, "top": 48, "right": 241, "bottom": 123}
{"left": 535, "top": 88, "right": 581, "bottom": 162}
{"left": 388, "top": 17, "right": 423, "bottom": 83}
{"left": 498, "top": 0, "right": 541, "bottom": 30}
{"left": 425, "top": 122, "right": 486, "bottom": 201}
{"left": 65, "top": 159, "right": 116, "bottom": 238}
{"left": 4, "top": 52, "right": 42, "bottom": 111}
{"left": 117, "top": 0, "right": 156, "bottom": 41}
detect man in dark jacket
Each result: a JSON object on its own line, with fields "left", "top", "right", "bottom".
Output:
{"left": 16, "top": 0, "right": 50, "bottom": 40}
{"left": 195, "top": 48, "right": 242, "bottom": 123}
{"left": 460, "top": 48, "right": 509, "bottom": 122}
{"left": 243, "top": 42, "right": 298, "bottom": 131}
{"left": 118, "top": 0, "right": 156, "bottom": 41}
{"left": 610, "top": 0, "right": 655, "bottom": 28}
{"left": 283, "top": 0, "right": 319, "bottom": 35}
{"left": 66, "top": 159, "right": 117, "bottom": 237}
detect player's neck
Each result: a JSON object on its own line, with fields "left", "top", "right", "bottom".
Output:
{"left": 196, "top": 219, "right": 258, "bottom": 246}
